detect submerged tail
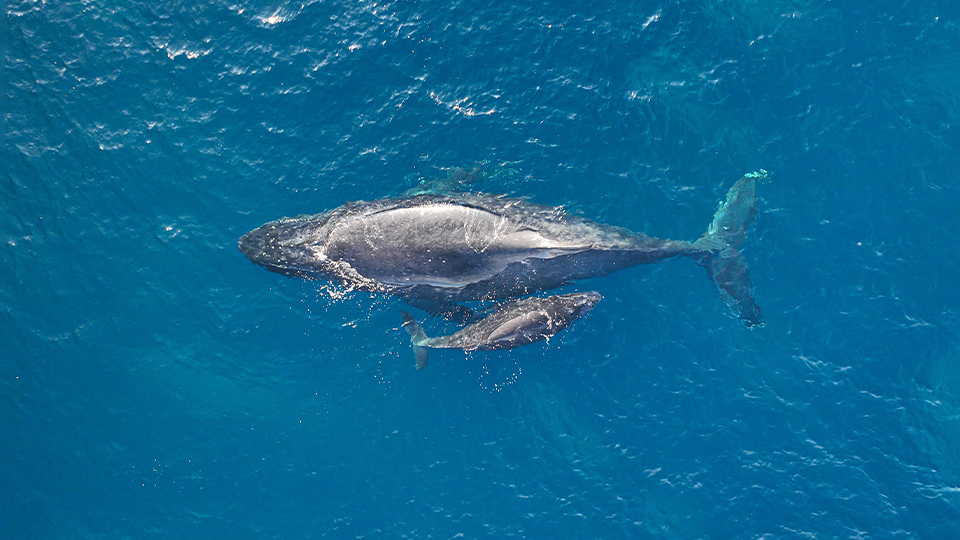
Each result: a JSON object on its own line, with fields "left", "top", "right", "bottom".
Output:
{"left": 401, "top": 312, "right": 431, "bottom": 369}
{"left": 693, "top": 170, "right": 769, "bottom": 327}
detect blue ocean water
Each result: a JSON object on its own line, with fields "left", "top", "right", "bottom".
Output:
{"left": 5, "top": 0, "right": 960, "bottom": 538}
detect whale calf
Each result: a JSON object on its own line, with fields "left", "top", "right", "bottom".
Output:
{"left": 240, "top": 171, "right": 767, "bottom": 326}
{"left": 401, "top": 292, "right": 601, "bottom": 369}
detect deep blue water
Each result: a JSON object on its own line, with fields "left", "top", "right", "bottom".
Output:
{"left": 5, "top": 0, "right": 960, "bottom": 538}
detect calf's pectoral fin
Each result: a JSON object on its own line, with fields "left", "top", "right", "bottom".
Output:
{"left": 401, "top": 312, "right": 431, "bottom": 369}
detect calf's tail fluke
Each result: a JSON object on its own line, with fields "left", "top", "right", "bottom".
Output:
{"left": 693, "top": 170, "right": 769, "bottom": 327}
{"left": 401, "top": 312, "right": 431, "bottom": 369}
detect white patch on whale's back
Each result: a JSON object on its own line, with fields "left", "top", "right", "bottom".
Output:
{"left": 324, "top": 203, "right": 589, "bottom": 288}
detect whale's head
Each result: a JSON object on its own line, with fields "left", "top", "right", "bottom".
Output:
{"left": 550, "top": 291, "right": 601, "bottom": 322}
{"left": 239, "top": 213, "right": 331, "bottom": 278}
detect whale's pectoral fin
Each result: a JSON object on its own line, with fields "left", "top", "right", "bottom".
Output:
{"left": 401, "top": 312, "right": 430, "bottom": 369}
{"left": 694, "top": 170, "right": 768, "bottom": 327}
{"left": 402, "top": 297, "right": 474, "bottom": 324}
{"left": 402, "top": 165, "right": 491, "bottom": 197}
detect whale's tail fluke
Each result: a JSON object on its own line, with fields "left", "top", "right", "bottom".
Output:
{"left": 401, "top": 312, "right": 431, "bottom": 369}
{"left": 693, "top": 170, "right": 769, "bottom": 327}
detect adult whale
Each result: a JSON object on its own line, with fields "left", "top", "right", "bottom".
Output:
{"left": 402, "top": 292, "right": 601, "bottom": 369}
{"left": 239, "top": 171, "right": 767, "bottom": 326}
